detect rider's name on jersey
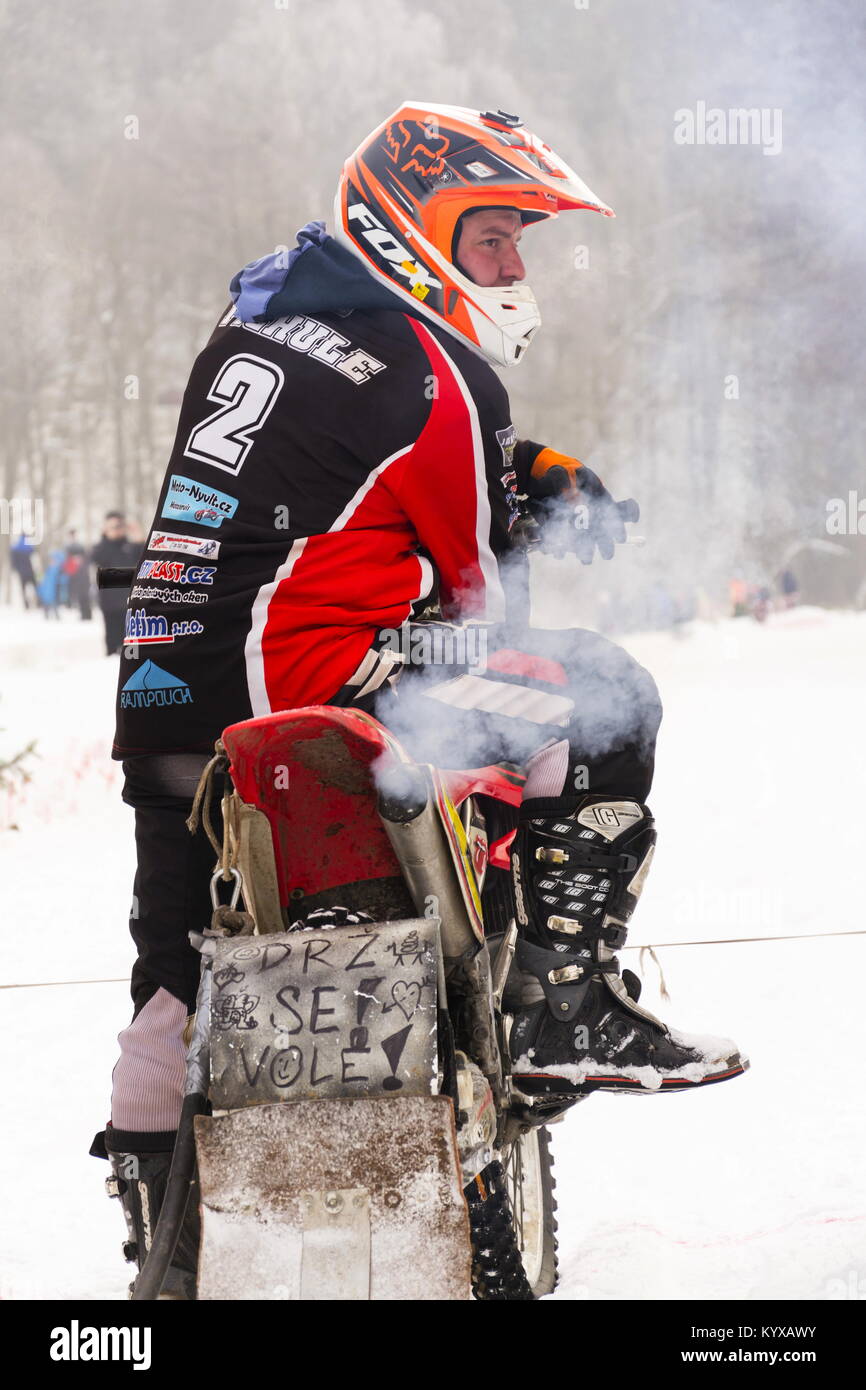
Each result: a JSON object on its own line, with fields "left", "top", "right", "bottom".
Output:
{"left": 161, "top": 476, "right": 238, "bottom": 529}
{"left": 228, "top": 309, "right": 386, "bottom": 385}
{"left": 147, "top": 529, "right": 221, "bottom": 559}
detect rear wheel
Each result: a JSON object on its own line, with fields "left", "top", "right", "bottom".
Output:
{"left": 466, "top": 1125, "right": 558, "bottom": 1300}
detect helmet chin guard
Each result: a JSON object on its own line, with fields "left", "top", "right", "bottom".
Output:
{"left": 334, "top": 102, "right": 613, "bottom": 368}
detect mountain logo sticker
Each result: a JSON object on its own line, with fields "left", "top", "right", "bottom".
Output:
{"left": 120, "top": 660, "right": 193, "bottom": 709}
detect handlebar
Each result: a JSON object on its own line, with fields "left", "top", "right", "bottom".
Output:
{"left": 96, "top": 567, "right": 136, "bottom": 589}
{"left": 513, "top": 494, "right": 641, "bottom": 553}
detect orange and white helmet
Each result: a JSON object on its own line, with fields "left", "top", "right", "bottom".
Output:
{"left": 334, "top": 102, "right": 613, "bottom": 367}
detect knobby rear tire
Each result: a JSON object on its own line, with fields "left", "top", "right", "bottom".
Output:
{"left": 466, "top": 1125, "right": 559, "bottom": 1300}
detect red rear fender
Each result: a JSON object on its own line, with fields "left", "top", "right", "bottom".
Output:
{"left": 221, "top": 706, "right": 523, "bottom": 904}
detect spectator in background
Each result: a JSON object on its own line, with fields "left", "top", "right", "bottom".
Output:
{"left": 90, "top": 512, "right": 140, "bottom": 655}
{"left": 777, "top": 567, "right": 799, "bottom": 609}
{"left": 38, "top": 549, "right": 65, "bottom": 619}
{"left": 750, "top": 584, "right": 772, "bottom": 623}
{"left": 729, "top": 576, "right": 749, "bottom": 617}
{"left": 10, "top": 534, "right": 39, "bottom": 608}
{"left": 63, "top": 529, "right": 93, "bottom": 620}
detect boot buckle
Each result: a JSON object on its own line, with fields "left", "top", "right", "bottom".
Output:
{"left": 546, "top": 915, "right": 584, "bottom": 935}
{"left": 105, "top": 1175, "right": 124, "bottom": 1199}
{"left": 548, "top": 963, "right": 584, "bottom": 984}
{"left": 535, "top": 846, "right": 569, "bottom": 864}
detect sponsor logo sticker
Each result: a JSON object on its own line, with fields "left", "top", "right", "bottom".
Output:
{"left": 120, "top": 660, "right": 193, "bottom": 709}
{"left": 147, "top": 529, "right": 221, "bottom": 558}
{"left": 160, "top": 475, "right": 238, "bottom": 529}
{"left": 130, "top": 585, "right": 208, "bottom": 605}
{"left": 123, "top": 609, "right": 205, "bottom": 645}
{"left": 136, "top": 560, "right": 216, "bottom": 585}
{"left": 347, "top": 198, "right": 443, "bottom": 296}
{"left": 496, "top": 424, "right": 521, "bottom": 531}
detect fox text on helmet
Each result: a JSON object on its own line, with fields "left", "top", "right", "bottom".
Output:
{"left": 334, "top": 102, "right": 614, "bottom": 369}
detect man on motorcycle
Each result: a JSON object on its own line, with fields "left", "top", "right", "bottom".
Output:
{"left": 92, "top": 104, "right": 746, "bottom": 1293}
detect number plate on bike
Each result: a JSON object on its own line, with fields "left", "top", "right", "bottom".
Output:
{"left": 208, "top": 918, "right": 441, "bottom": 1109}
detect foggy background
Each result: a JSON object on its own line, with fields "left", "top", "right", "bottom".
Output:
{"left": 2, "top": 2, "right": 865, "bottom": 1306}
{"left": 2, "top": 0, "right": 864, "bottom": 625}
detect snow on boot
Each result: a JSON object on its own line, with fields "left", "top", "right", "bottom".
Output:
{"left": 91, "top": 1125, "right": 201, "bottom": 1299}
{"left": 507, "top": 795, "right": 748, "bottom": 1096}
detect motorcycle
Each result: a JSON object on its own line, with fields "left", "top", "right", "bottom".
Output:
{"left": 98, "top": 565, "right": 571, "bottom": 1302}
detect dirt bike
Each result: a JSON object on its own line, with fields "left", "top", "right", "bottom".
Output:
{"left": 101, "top": 496, "right": 648, "bottom": 1301}
{"left": 98, "top": 566, "right": 572, "bottom": 1302}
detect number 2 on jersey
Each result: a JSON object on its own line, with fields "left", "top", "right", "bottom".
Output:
{"left": 184, "top": 353, "right": 284, "bottom": 476}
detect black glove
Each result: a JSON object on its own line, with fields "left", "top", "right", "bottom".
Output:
{"left": 569, "top": 466, "right": 637, "bottom": 564}
{"left": 527, "top": 450, "right": 639, "bottom": 563}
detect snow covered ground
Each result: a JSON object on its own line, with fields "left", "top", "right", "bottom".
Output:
{"left": 1, "top": 602, "right": 864, "bottom": 1300}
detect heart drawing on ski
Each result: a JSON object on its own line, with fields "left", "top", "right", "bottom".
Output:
{"left": 383, "top": 980, "right": 422, "bottom": 1022}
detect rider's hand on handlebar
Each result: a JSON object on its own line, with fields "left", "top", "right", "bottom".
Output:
{"left": 527, "top": 448, "right": 639, "bottom": 564}
{"left": 571, "top": 471, "right": 637, "bottom": 564}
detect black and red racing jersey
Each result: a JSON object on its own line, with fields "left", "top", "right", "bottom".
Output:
{"left": 113, "top": 303, "right": 543, "bottom": 757}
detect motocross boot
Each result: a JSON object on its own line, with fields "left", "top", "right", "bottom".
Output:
{"left": 506, "top": 795, "right": 748, "bottom": 1098}
{"left": 91, "top": 1124, "right": 201, "bottom": 1299}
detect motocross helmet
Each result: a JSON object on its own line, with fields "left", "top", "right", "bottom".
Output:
{"left": 334, "top": 102, "right": 614, "bottom": 367}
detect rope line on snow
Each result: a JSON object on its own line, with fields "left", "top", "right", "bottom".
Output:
{"left": 1, "top": 928, "right": 864, "bottom": 991}
{"left": 632, "top": 928, "right": 866, "bottom": 948}
{"left": 0, "top": 977, "right": 130, "bottom": 990}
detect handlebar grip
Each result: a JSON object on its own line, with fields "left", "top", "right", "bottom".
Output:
{"left": 616, "top": 498, "right": 640, "bottom": 525}
{"left": 96, "top": 567, "right": 136, "bottom": 589}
